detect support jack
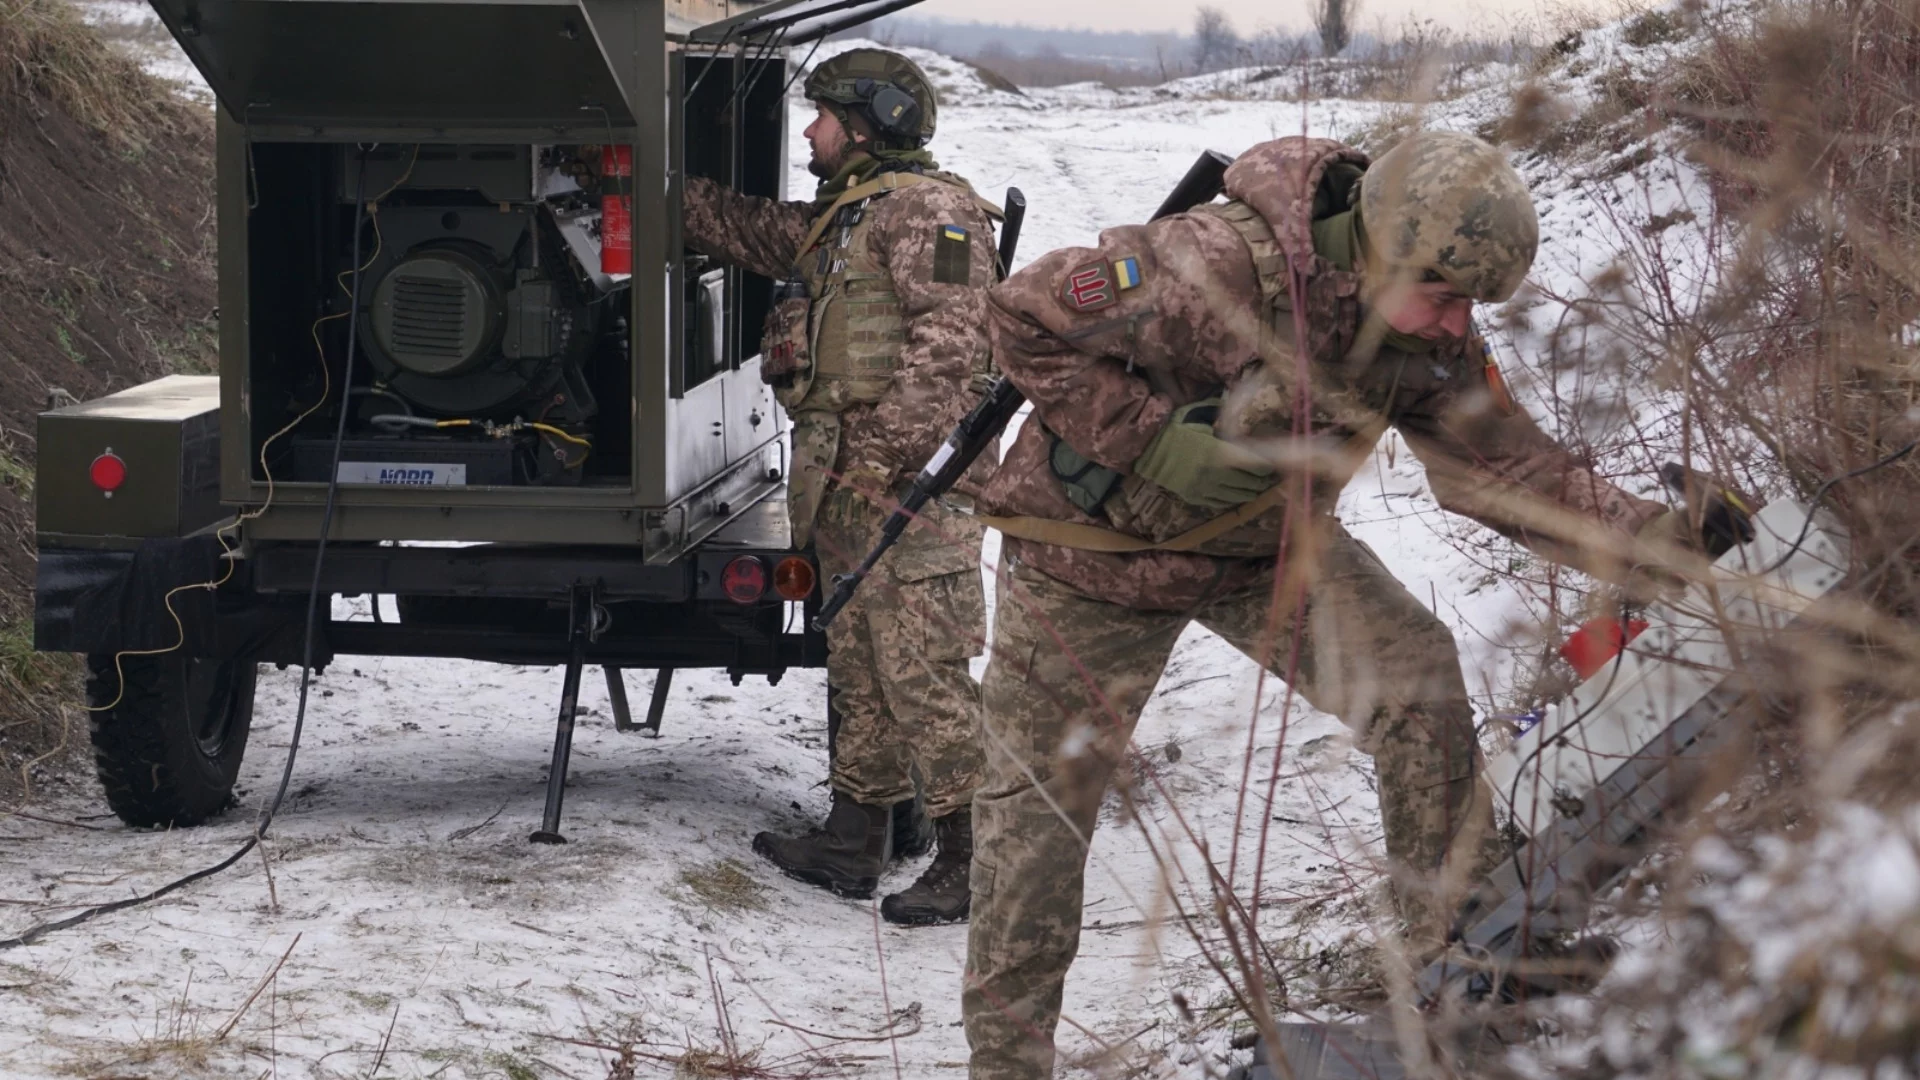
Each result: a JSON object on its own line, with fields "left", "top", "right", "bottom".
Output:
{"left": 531, "top": 584, "right": 602, "bottom": 845}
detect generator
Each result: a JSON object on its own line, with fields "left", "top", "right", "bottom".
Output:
{"left": 33, "top": 0, "right": 946, "bottom": 840}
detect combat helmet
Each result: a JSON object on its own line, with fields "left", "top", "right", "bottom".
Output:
{"left": 1359, "top": 131, "right": 1538, "bottom": 303}
{"left": 804, "top": 49, "right": 939, "bottom": 152}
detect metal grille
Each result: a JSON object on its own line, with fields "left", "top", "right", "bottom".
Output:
{"left": 388, "top": 275, "right": 468, "bottom": 357}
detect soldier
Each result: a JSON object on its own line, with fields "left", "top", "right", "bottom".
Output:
{"left": 682, "top": 49, "right": 1001, "bottom": 925}
{"left": 960, "top": 132, "right": 1750, "bottom": 1077}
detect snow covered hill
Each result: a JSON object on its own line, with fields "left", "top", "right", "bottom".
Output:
{"left": 2, "top": 11, "right": 1734, "bottom": 1080}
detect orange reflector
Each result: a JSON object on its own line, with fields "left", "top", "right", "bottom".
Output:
{"left": 773, "top": 556, "right": 817, "bottom": 601}
{"left": 721, "top": 556, "right": 768, "bottom": 604}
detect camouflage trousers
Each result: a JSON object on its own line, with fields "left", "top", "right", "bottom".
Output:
{"left": 964, "top": 524, "right": 1493, "bottom": 1080}
{"left": 812, "top": 486, "right": 987, "bottom": 819}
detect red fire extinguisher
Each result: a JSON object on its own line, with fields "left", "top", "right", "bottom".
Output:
{"left": 600, "top": 145, "right": 633, "bottom": 275}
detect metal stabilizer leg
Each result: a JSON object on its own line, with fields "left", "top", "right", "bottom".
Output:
{"left": 531, "top": 585, "right": 598, "bottom": 845}
{"left": 605, "top": 666, "right": 635, "bottom": 732}
{"left": 642, "top": 668, "right": 672, "bottom": 737}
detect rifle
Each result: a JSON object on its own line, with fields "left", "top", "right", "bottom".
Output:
{"left": 812, "top": 150, "right": 1235, "bottom": 631}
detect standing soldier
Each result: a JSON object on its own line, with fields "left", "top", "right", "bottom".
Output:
{"left": 960, "top": 132, "right": 1750, "bottom": 1076}
{"left": 683, "top": 49, "right": 1001, "bottom": 925}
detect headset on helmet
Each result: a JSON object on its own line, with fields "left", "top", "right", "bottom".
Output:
{"left": 804, "top": 50, "right": 938, "bottom": 151}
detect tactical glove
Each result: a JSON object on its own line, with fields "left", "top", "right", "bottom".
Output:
{"left": 1635, "top": 495, "right": 1758, "bottom": 557}
{"left": 1131, "top": 398, "right": 1276, "bottom": 512}
{"left": 1643, "top": 471, "right": 1758, "bottom": 559}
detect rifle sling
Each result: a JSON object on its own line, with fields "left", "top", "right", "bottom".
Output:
{"left": 977, "top": 482, "right": 1288, "bottom": 554}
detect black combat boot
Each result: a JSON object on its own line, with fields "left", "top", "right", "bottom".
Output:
{"left": 752, "top": 791, "right": 892, "bottom": 899}
{"left": 892, "top": 796, "right": 933, "bottom": 860}
{"left": 880, "top": 808, "right": 972, "bottom": 926}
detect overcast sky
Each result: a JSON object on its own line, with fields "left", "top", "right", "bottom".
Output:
{"left": 909, "top": 0, "right": 1583, "bottom": 36}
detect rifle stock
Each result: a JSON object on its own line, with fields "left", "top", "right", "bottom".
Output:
{"left": 812, "top": 152, "right": 1234, "bottom": 631}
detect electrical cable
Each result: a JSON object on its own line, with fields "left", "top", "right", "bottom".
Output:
{"left": 1448, "top": 438, "right": 1920, "bottom": 984}
{"left": 1760, "top": 439, "right": 1917, "bottom": 574}
{"left": 79, "top": 187, "right": 389, "bottom": 717}
{"left": 1, "top": 150, "right": 378, "bottom": 951}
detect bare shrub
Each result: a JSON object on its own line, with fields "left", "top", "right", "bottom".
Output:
{"left": 1314, "top": 0, "right": 1360, "bottom": 58}
{"left": 1193, "top": 6, "right": 1242, "bottom": 73}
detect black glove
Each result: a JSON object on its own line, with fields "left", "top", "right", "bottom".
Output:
{"left": 1697, "top": 489, "right": 1757, "bottom": 557}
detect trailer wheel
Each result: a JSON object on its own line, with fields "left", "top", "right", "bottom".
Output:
{"left": 86, "top": 652, "right": 257, "bottom": 829}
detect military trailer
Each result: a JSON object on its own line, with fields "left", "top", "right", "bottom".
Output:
{"left": 34, "top": 0, "right": 933, "bottom": 841}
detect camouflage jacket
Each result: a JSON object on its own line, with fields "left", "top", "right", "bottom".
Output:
{"left": 979, "top": 136, "right": 1664, "bottom": 610}
{"left": 683, "top": 173, "right": 999, "bottom": 496}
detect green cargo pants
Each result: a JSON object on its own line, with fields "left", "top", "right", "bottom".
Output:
{"left": 963, "top": 525, "right": 1492, "bottom": 1080}
{"left": 812, "top": 487, "right": 987, "bottom": 818}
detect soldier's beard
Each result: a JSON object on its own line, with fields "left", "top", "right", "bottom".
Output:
{"left": 808, "top": 136, "right": 860, "bottom": 180}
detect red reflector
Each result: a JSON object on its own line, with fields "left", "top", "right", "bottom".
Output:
{"left": 721, "top": 556, "right": 768, "bottom": 604}
{"left": 1560, "top": 616, "right": 1650, "bottom": 681}
{"left": 89, "top": 452, "right": 126, "bottom": 493}
{"left": 773, "top": 556, "right": 817, "bottom": 601}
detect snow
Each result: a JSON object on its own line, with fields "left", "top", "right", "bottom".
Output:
{"left": 3, "top": 9, "right": 1759, "bottom": 1080}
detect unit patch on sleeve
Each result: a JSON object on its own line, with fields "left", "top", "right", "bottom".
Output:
{"left": 933, "top": 224, "right": 972, "bottom": 284}
{"left": 1061, "top": 259, "right": 1118, "bottom": 312}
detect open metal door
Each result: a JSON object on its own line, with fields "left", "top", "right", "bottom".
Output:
{"left": 147, "top": 0, "right": 636, "bottom": 133}
{"left": 687, "top": 0, "right": 932, "bottom": 45}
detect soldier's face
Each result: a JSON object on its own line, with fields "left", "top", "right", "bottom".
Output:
{"left": 1375, "top": 280, "right": 1474, "bottom": 340}
{"left": 804, "top": 105, "right": 864, "bottom": 178}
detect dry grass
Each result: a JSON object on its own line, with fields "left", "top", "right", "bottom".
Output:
{"left": 673, "top": 858, "right": 773, "bottom": 915}
{"left": 0, "top": 0, "right": 196, "bottom": 143}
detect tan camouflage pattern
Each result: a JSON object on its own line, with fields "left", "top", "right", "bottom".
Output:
{"left": 977, "top": 135, "right": 1663, "bottom": 610}
{"left": 965, "top": 532, "right": 1492, "bottom": 1080}
{"left": 804, "top": 49, "right": 940, "bottom": 147}
{"left": 682, "top": 171, "right": 997, "bottom": 814}
{"left": 1359, "top": 130, "right": 1540, "bottom": 304}
{"left": 685, "top": 174, "right": 1000, "bottom": 535}
{"left": 813, "top": 487, "right": 985, "bottom": 818}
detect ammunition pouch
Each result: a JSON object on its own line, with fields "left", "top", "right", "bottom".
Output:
{"left": 1047, "top": 429, "right": 1122, "bottom": 515}
{"left": 761, "top": 279, "right": 812, "bottom": 389}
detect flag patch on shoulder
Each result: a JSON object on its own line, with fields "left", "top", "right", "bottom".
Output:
{"left": 933, "top": 224, "right": 972, "bottom": 284}
{"left": 1114, "top": 256, "right": 1143, "bottom": 290}
{"left": 1061, "top": 259, "right": 1118, "bottom": 312}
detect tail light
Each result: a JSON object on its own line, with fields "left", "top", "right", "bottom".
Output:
{"left": 721, "top": 556, "right": 768, "bottom": 604}
{"left": 773, "top": 556, "right": 817, "bottom": 601}
{"left": 1560, "top": 616, "right": 1649, "bottom": 681}
{"left": 89, "top": 451, "right": 127, "bottom": 495}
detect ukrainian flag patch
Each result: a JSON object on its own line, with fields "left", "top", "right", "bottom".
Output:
{"left": 1115, "top": 256, "right": 1142, "bottom": 291}
{"left": 933, "top": 224, "right": 972, "bottom": 284}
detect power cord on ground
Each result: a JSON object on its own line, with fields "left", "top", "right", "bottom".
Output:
{"left": 0, "top": 150, "right": 378, "bottom": 950}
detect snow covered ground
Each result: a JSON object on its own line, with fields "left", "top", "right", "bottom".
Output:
{"left": 1, "top": 12, "right": 1722, "bottom": 1080}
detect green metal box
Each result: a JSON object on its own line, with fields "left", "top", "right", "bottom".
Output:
{"left": 37, "top": 375, "right": 225, "bottom": 546}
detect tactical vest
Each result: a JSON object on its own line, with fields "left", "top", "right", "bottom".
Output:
{"left": 774, "top": 170, "right": 979, "bottom": 415}
{"left": 767, "top": 169, "right": 995, "bottom": 547}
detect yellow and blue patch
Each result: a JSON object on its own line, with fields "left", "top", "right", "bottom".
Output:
{"left": 933, "top": 224, "right": 973, "bottom": 284}
{"left": 1114, "top": 256, "right": 1142, "bottom": 291}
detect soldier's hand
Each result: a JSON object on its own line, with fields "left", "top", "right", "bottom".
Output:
{"left": 1132, "top": 398, "right": 1277, "bottom": 511}
{"left": 1655, "top": 463, "right": 1757, "bottom": 558}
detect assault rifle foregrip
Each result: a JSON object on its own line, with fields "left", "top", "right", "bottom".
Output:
{"left": 812, "top": 152, "right": 1233, "bottom": 631}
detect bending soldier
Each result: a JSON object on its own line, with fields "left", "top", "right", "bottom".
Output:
{"left": 682, "top": 49, "right": 1001, "bottom": 925}
{"left": 961, "top": 132, "right": 1750, "bottom": 1077}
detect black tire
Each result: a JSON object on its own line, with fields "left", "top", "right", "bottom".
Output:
{"left": 86, "top": 652, "right": 258, "bottom": 829}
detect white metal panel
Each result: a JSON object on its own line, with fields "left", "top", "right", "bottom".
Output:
{"left": 1489, "top": 500, "right": 1850, "bottom": 835}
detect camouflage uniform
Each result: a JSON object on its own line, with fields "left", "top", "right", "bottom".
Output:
{"left": 962, "top": 136, "right": 1664, "bottom": 1079}
{"left": 682, "top": 156, "right": 998, "bottom": 824}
